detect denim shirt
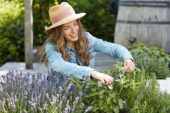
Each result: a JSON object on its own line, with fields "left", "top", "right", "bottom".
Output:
{"left": 45, "top": 32, "right": 133, "bottom": 85}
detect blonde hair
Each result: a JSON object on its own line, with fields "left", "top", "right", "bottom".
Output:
{"left": 39, "top": 20, "right": 91, "bottom": 67}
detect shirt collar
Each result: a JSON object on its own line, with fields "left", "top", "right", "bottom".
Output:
{"left": 66, "top": 45, "right": 75, "bottom": 52}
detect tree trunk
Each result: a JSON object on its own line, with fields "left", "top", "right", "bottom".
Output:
{"left": 24, "top": 0, "right": 33, "bottom": 69}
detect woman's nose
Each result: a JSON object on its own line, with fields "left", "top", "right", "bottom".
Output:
{"left": 71, "top": 26, "right": 76, "bottom": 33}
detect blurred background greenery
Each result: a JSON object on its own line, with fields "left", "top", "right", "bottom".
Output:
{"left": 0, "top": 0, "right": 118, "bottom": 66}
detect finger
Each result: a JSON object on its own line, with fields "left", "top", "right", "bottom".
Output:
{"left": 127, "top": 66, "right": 134, "bottom": 73}
{"left": 109, "top": 77, "right": 114, "bottom": 84}
{"left": 105, "top": 75, "right": 113, "bottom": 84}
{"left": 129, "top": 63, "right": 135, "bottom": 72}
{"left": 124, "top": 66, "right": 131, "bottom": 73}
{"left": 104, "top": 78, "right": 110, "bottom": 85}
{"left": 129, "top": 65, "right": 135, "bottom": 72}
{"left": 124, "top": 66, "right": 129, "bottom": 72}
{"left": 101, "top": 79, "right": 106, "bottom": 85}
{"left": 125, "top": 62, "right": 135, "bottom": 73}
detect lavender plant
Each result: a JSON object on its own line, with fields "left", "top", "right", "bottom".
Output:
{"left": 0, "top": 70, "right": 92, "bottom": 113}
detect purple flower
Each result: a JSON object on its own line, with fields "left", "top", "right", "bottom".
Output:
{"left": 37, "top": 73, "right": 42, "bottom": 80}
{"left": 24, "top": 90, "right": 27, "bottom": 96}
{"left": 64, "top": 107, "right": 69, "bottom": 113}
{"left": 34, "top": 96, "right": 38, "bottom": 102}
{"left": 32, "top": 75, "right": 35, "bottom": 81}
{"left": 24, "top": 76, "right": 29, "bottom": 82}
{"left": 27, "top": 72, "right": 30, "bottom": 77}
{"left": 59, "top": 86, "right": 62, "bottom": 93}
{"left": 51, "top": 95, "right": 57, "bottom": 105}
{"left": 12, "top": 104, "right": 16, "bottom": 109}
{"left": 38, "top": 107, "right": 42, "bottom": 111}
{"left": 72, "top": 97, "right": 79, "bottom": 112}
{"left": 43, "top": 103, "right": 48, "bottom": 110}
{"left": 79, "top": 90, "right": 85, "bottom": 96}
{"left": 23, "top": 109, "right": 27, "bottom": 113}
{"left": 51, "top": 85, "right": 56, "bottom": 94}
{"left": 52, "top": 95, "right": 57, "bottom": 101}
{"left": 74, "top": 97, "right": 79, "bottom": 105}
{"left": 69, "top": 96, "right": 72, "bottom": 101}
{"left": 85, "top": 106, "right": 93, "bottom": 112}
{"left": 31, "top": 89, "right": 35, "bottom": 96}
{"left": 59, "top": 100, "right": 62, "bottom": 108}
{"left": 64, "top": 100, "right": 71, "bottom": 112}
{"left": 66, "top": 84, "right": 72, "bottom": 94}
{"left": 46, "top": 93, "right": 49, "bottom": 99}
{"left": 63, "top": 95, "right": 67, "bottom": 100}
{"left": 0, "top": 100, "right": 3, "bottom": 106}
{"left": 28, "top": 101, "right": 36, "bottom": 108}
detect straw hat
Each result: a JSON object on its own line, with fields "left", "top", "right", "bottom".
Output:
{"left": 45, "top": 2, "right": 86, "bottom": 34}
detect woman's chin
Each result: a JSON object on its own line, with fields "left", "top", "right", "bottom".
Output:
{"left": 71, "top": 37, "right": 79, "bottom": 42}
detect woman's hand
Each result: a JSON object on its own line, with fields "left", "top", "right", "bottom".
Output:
{"left": 91, "top": 71, "right": 114, "bottom": 85}
{"left": 124, "top": 58, "right": 135, "bottom": 73}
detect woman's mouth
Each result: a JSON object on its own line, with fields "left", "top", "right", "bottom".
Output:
{"left": 70, "top": 34, "right": 77, "bottom": 39}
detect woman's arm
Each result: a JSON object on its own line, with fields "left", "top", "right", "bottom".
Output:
{"left": 45, "top": 42, "right": 94, "bottom": 80}
{"left": 85, "top": 32, "right": 133, "bottom": 62}
{"left": 46, "top": 42, "right": 114, "bottom": 84}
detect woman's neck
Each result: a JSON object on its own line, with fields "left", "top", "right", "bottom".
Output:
{"left": 67, "top": 41, "right": 75, "bottom": 50}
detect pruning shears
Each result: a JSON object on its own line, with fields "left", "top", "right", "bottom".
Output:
{"left": 97, "top": 69, "right": 125, "bottom": 89}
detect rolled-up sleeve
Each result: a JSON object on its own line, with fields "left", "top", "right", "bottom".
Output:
{"left": 85, "top": 32, "right": 133, "bottom": 62}
{"left": 45, "top": 42, "right": 94, "bottom": 80}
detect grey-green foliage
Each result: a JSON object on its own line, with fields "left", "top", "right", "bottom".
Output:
{"left": 128, "top": 43, "right": 170, "bottom": 79}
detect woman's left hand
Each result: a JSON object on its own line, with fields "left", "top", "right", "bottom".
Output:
{"left": 124, "top": 58, "right": 135, "bottom": 73}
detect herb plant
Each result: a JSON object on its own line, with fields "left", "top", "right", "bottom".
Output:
{"left": 128, "top": 43, "right": 170, "bottom": 79}
{"left": 72, "top": 62, "right": 170, "bottom": 113}
{"left": 0, "top": 71, "right": 92, "bottom": 113}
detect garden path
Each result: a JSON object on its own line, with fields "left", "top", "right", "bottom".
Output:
{"left": 0, "top": 52, "right": 115, "bottom": 76}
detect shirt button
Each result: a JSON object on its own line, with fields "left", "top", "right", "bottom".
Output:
{"left": 86, "top": 76, "right": 89, "bottom": 80}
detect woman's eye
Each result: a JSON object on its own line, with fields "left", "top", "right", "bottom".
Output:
{"left": 74, "top": 22, "right": 78, "bottom": 26}
{"left": 64, "top": 27, "right": 69, "bottom": 30}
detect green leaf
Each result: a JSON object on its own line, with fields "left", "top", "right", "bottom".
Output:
{"left": 99, "top": 89, "right": 105, "bottom": 95}
{"left": 85, "top": 92, "right": 98, "bottom": 97}
{"left": 113, "top": 107, "right": 119, "bottom": 113}
{"left": 111, "top": 93, "right": 116, "bottom": 98}
{"left": 107, "top": 96, "right": 112, "bottom": 105}
{"left": 118, "top": 99, "right": 123, "bottom": 109}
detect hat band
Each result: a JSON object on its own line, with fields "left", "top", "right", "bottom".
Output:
{"left": 52, "top": 9, "right": 75, "bottom": 24}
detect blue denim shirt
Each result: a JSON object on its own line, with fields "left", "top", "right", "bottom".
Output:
{"left": 45, "top": 32, "right": 133, "bottom": 85}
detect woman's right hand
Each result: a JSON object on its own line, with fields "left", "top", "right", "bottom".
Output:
{"left": 91, "top": 70, "right": 114, "bottom": 85}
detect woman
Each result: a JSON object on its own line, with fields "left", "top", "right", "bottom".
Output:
{"left": 40, "top": 2, "right": 135, "bottom": 87}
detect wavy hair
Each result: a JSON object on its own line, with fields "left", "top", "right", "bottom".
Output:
{"left": 39, "top": 20, "right": 91, "bottom": 67}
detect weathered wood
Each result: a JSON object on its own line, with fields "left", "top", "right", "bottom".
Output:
{"left": 24, "top": 0, "right": 33, "bottom": 69}
{"left": 115, "top": 0, "right": 170, "bottom": 54}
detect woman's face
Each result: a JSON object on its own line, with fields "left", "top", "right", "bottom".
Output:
{"left": 63, "top": 20, "right": 79, "bottom": 43}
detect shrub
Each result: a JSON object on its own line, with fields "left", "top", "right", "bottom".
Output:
{"left": 128, "top": 43, "right": 170, "bottom": 79}
{"left": 32, "top": 0, "right": 58, "bottom": 45}
{"left": 0, "top": 1, "right": 24, "bottom": 66}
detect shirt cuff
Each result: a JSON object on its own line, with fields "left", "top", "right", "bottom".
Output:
{"left": 82, "top": 67, "right": 95, "bottom": 81}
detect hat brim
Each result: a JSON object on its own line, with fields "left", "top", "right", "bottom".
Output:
{"left": 45, "top": 13, "right": 86, "bottom": 34}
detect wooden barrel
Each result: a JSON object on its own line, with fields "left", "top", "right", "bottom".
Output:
{"left": 114, "top": 0, "right": 170, "bottom": 54}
